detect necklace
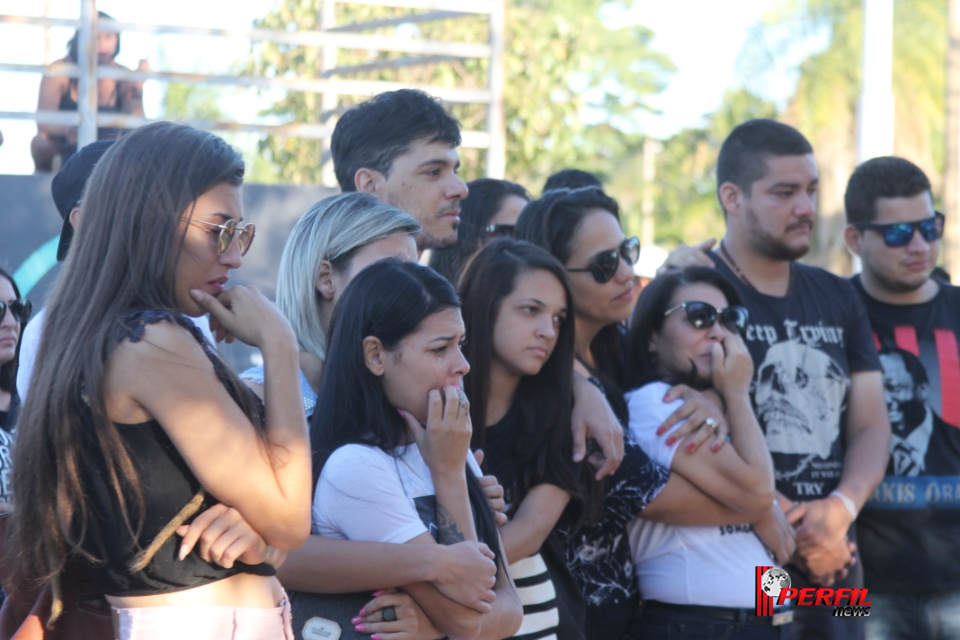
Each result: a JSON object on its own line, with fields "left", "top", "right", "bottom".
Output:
{"left": 719, "top": 241, "right": 756, "bottom": 290}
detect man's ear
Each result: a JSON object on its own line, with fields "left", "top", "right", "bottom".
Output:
{"left": 316, "top": 259, "right": 336, "bottom": 301}
{"left": 718, "top": 182, "right": 743, "bottom": 219}
{"left": 354, "top": 168, "right": 384, "bottom": 195}
{"left": 843, "top": 224, "right": 863, "bottom": 257}
{"left": 69, "top": 206, "right": 81, "bottom": 229}
{"left": 363, "top": 336, "right": 387, "bottom": 376}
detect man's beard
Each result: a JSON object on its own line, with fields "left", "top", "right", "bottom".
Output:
{"left": 745, "top": 206, "right": 811, "bottom": 262}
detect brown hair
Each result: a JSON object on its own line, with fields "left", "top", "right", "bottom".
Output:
{"left": 9, "top": 123, "right": 256, "bottom": 610}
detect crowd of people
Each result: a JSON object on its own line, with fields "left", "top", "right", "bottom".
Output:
{"left": 0, "top": 86, "right": 954, "bottom": 640}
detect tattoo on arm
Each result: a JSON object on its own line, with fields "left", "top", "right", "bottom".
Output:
{"left": 437, "top": 506, "right": 466, "bottom": 544}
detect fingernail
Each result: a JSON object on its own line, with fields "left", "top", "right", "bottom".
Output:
{"left": 358, "top": 608, "right": 366, "bottom": 617}
{"left": 397, "top": 408, "right": 404, "bottom": 416}
{"left": 711, "top": 443, "right": 720, "bottom": 452}
{"left": 372, "top": 589, "right": 386, "bottom": 596}
{"left": 372, "top": 635, "right": 381, "bottom": 640}
{"left": 355, "top": 624, "right": 366, "bottom": 632}
{"left": 656, "top": 427, "right": 665, "bottom": 436}
{"left": 351, "top": 617, "right": 362, "bottom": 625}
{"left": 189, "top": 289, "right": 202, "bottom": 301}
{"left": 178, "top": 545, "right": 188, "bottom": 561}
{"left": 686, "top": 443, "right": 695, "bottom": 453}
{"left": 665, "top": 437, "right": 675, "bottom": 446}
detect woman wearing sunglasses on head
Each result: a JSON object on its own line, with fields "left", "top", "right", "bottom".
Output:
{"left": 622, "top": 266, "right": 790, "bottom": 639}
{"left": 428, "top": 178, "right": 531, "bottom": 284}
{"left": 9, "top": 122, "right": 311, "bottom": 640}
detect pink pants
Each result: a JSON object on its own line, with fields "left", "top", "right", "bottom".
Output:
{"left": 112, "top": 598, "right": 293, "bottom": 640}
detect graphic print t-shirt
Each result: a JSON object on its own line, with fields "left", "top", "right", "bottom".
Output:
{"left": 712, "top": 256, "right": 881, "bottom": 501}
{"left": 852, "top": 276, "right": 960, "bottom": 594}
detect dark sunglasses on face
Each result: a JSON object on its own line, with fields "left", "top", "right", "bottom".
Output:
{"left": 664, "top": 300, "right": 749, "bottom": 335}
{"left": 191, "top": 218, "right": 257, "bottom": 256}
{"left": 855, "top": 212, "right": 944, "bottom": 248}
{"left": 484, "top": 223, "right": 516, "bottom": 238}
{"left": 568, "top": 236, "right": 641, "bottom": 284}
{"left": 0, "top": 298, "right": 32, "bottom": 324}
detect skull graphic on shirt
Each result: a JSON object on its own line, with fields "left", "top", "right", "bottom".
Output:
{"left": 754, "top": 340, "right": 848, "bottom": 459}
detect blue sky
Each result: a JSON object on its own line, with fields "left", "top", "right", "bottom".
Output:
{"left": 0, "top": 0, "right": 798, "bottom": 175}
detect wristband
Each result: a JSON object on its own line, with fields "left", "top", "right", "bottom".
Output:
{"left": 829, "top": 490, "right": 858, "bottom": 519}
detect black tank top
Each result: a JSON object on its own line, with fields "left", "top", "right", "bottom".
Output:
{"left": 76, "top": 310, "right": 274, "bottom": 596}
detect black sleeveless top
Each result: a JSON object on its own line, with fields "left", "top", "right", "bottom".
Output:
{"left": 76, "top": 310, "right": 274, "bottom": 596}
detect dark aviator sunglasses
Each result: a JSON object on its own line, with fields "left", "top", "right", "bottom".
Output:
{"left": 855, "top": 212, "right": 944, "bottom": 248}
{"left": 664, "top": 300, "right": 749, "bottom": 335}
{"left": 568, "top": 236, "right": 641, "bottom": 284}
{"left": 0, "top": 299, "right": 32, "bottom": 324}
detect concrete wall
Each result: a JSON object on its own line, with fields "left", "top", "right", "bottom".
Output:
{"left": 0, "top": 174, "right": 337, "bottom": 370}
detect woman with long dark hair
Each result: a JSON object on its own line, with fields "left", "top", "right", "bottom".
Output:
{"left": 517, "top": 187, "right": 794, "bottom": 639}
{"left": 31, "top": 11, "right": 147, "bottom": 172}
{"left": 308, "top": 259, "right": 523, "bottom": 639}
{"left": 623, "top": 266, "right": 789, "bottom": 638}
{"left": 459, "top": 239, "right": 599, "bottom": 638}
{"left": 0, "top": 268, "right": 30, "bottom": 507}
{"left": 428, "top": 178, "right": 530, "bottom": 283}
{"left": 10, "top": 122, "right": 311, "bottom": 639}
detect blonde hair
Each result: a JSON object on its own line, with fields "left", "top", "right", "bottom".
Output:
{"left": 275, "top": 192, "right": 420, "bottom": 360}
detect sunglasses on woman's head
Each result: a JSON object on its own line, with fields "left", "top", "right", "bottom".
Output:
{"left": 855, "top": 212, "right": 944, "bottom": 248}
{"left": 0, "top": 299, "right": 32, "bottom": 324}
{"left": 484, "top": 224, "right": 515, "bottom": 238}
{"left": 664, "top": 300, "right": 749, "bottom": 335}
{"left": 568, "top": 236, "right": 640, "bottom": 284}
{"left": 191, "top": 218, "right": 257, "bottom": 256}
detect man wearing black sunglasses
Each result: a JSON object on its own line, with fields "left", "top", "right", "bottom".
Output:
{"left": 844, "top": 156, "right": 960, "bottom": 640}
{"left": 662, "top": 119, "right": 890, "bottom": 639}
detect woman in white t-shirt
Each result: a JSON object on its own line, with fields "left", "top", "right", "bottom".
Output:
{"left": 623, "top": 266, "right": 791, "bottom": 639}
{"left": 309, "top": 259, "right": 523, "bottom": 640}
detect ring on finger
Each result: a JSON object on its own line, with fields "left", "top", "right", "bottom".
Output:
{"left": 704, "top": 417, "right": 718, "bottom": 434}
{"left": 382, "top": 605, "right": 397, "bottom": 622}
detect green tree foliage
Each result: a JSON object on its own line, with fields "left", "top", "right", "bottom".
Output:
{"left": 611, "top": 89, "right": 777, "bottom": 247}
{"left": 741, "top": 0, "right": 946, "bottom": 269}
{"left": 245, "top": 0, "right": 674, "bottom": 188}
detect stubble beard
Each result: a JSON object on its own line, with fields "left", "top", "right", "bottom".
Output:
{"left": 745, "top": 206, "right": 810, "bottom": 262}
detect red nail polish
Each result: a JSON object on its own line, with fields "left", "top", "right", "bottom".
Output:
{"left": 665, "top": 437, "right": 675, "bottom": 446}
{"left": 656, "top": 427, "right": 665, "bottom": 436}
{"left": 686, "top": 442, "right": 695, "bottom": 453}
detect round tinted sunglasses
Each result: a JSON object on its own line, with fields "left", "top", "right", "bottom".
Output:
{"left": 568, "top": 236, "right": 640, "bottom": 284}
{"left": 855, "top": 212, "right": 944, "bottom": 248}
{"left": 0, "top": 298, "right": 32, "bottom": 324}
{"left": 664, "top": 300, "right": 749, "bottom": 335}
{"left": 191, "top": 218, "right": 257, "bottom": 256}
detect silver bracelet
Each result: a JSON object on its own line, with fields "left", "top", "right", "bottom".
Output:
{"left": 829, "top": 490, "right": 858, "bottom": 519}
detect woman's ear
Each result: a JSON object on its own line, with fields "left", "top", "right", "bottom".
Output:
{"left": 363, "top": 336, "right": 387, "bottom": 376}
{"left": 316, "top": 259, "right": 336, "bottom": 301}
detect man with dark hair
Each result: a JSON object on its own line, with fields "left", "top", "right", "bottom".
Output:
{"left": 541, "top": 168, "right": 601, "bottom": 194}
{"left": 843, "top": 155, "right": 960, "bottom": 640}
{"left": 331, "top": 89, "right": 468, "bottom": 251}
{"left": 663, "top": 119, "right": 890, "bottom": 639}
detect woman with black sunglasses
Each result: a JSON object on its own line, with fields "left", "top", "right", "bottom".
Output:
{"left": 0, "top": 268, "right": 31, "bottom": 506}
{"left": 622, "top": 266, "right": 791, "bottom": 639}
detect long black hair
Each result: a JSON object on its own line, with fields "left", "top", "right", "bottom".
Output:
{"left": 459, "top": 239, "right": 600, "bottom": 530}
{"left": 515, "top": 187, "right": 627, "bottom": 400}
{"left": 0, "top": 267, "right": 26, "bottom": 396}
{"left": 67, "top": 11, "right": 121, "bottom": 62}
{"left": 310, "top": 259, "right": 505, "bottom": 570}
{"left": 624, "top": 266, "right": 744, "bottom": 391}
{"left": 428, "top": 179, "right": 530, "bottom": 284}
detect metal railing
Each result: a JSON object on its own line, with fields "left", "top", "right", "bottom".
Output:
{"left": 0, "top": 0, "right": 505, "bottom": 180}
